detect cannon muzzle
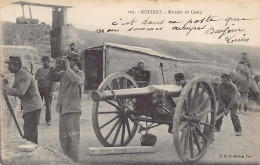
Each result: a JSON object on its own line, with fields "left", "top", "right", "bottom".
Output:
{"left": 91, "top": 85, "right": 182, "bottom": 101}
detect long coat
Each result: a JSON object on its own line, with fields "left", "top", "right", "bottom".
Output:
{"left": 54, "top": 66, "right": 85, "bottom": 114}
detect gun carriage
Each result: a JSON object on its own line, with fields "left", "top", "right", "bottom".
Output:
{"left": 91, "top": 72, "right": 218, "bottom": 163}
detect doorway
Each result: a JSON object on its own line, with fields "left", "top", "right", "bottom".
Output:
{"left": 85, "top": 50, "right": 103, "bottom": 89}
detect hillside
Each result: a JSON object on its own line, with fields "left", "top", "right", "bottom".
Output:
{"left": 75, "top": 27, "right": 260, "bottom": 70}
{"left": 2, "top": 21, "right": 260, "bottom": 72}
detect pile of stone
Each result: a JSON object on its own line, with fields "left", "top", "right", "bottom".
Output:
{"left": 16, "top": 16, "right": 39, "bottom": 24}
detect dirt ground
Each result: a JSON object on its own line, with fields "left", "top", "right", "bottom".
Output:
{"left": 1, "top": 91, "right": 260, "bottom": 165}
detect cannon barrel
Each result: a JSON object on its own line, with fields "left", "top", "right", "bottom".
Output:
{"left": 91, "top": 85, "right": 182, "bottom": 101}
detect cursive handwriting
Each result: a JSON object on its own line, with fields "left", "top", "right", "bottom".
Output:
{"left": 95, "top": 15, "right": 258, "bottom": 44}
{"left": 171, "top": 15, "right": 219, "bottom": 35}
{"left": 224, "top": 17, "right": 258, "bottom": 26}
{"left": 205, "top": 26, "right": 245, "bottom": 39}
{"left": 225, "top": 34, "right": 249, "bottom": 43}
{"left": 142, "top": 17, "right": 164, "bottom": 25}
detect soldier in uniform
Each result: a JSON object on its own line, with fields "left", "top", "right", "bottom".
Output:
{"left": 3, "top": 56, "right": 42, "bottom": 144}
{"left": 174, "top": 73, "right": 187, "bottom": 87}
{"left": 127, "top": 62, "right": 150, "bottom": 86}
{"left": 64, "top": 43, "right": 78, "bottom": 56}
{"left": 35, "top": 56, "right": 56, "bottom": 125}
{"left": 215, "top": 74, "right": 242, "bottom": 136}
{"left": 238, "top": 52, "right": 260, "bottom": 104}
{"left": 52, "top": 52, "right": 85, "bottom": 161}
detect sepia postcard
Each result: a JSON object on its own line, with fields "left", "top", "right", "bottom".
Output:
{"left": 0, "top": 0, "right": 260, "bottom": 164}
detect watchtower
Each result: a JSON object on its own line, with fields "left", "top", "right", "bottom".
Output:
{"left": 12, "top": 1, "right": 73, "bottom": 58}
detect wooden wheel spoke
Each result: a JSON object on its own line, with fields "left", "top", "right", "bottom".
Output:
{"left": 105, "top": 119, "right": 120, "bottom": 140}
{"left": 187, "top": 89, "right": 192, "bottom": 112}
{"left": 194, "top": 85, "right": 206, "bottom": 108}
{"left": 193, "top": 96, "right": 210, "bottom": 114}
{"left": 191, "top": 83, "right": 200, "bottom": 108}
{"left": 179, "top": 121, "right": 189, "bottom": 131}
{"left": 180, "top": 127, "right": 188, "bottom": 144}
{"left": 189, "top": 127, "right": 194, "bottom": 158}
{"left": 116, "top": 78, "right": 121, "bottom": 89}
{"left": 98, "top": 111, "right": 119, "bottom": 114}
{"left": 123, "top": 78, "right": 128, "bottom": 89}
{"left": 183, "top": 100, "right": 190, "bottom": 116}
{"left": 193, "top": 128, "right": 202, "bottom": 153}
{"left": 199, "top": 121, "right": 212, "bottom": 128}
{"left": 117, "top": 99, "right": 125, "bottom": 105}
{"left": 126, "top": 119, "right": 131, "bottom": 137}
{"left": 194, "top": 125, "right": 208, "bottom": 143}
{"left": 112, "top": 121, "right": 122, "bottom": 145}
{"left": 100, "top": 115, "right": 119, "bottom": 129}
{"left": 106, "top": 84, "right": 112, "bottom": 90}
{"left": 105, "top": 100, "right": 121, "bottom": 109}
{"left": 196, "top": 109, "right": 214, "bottom": 117}
{"left": 121, "top": 122, "right": 126, "bottom": 144}
{"left": 183, "top": 127, "right": 190, "bottom": 155}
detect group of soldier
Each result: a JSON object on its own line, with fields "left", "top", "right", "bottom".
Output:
{"left": 215, "top": 52, "right": 260, "bottom": 136}
{"left": 2, "top": 44, "right": 258, "bottom": 162}
{"left": 2, "top": 43, "right": 84, "bottom": 161}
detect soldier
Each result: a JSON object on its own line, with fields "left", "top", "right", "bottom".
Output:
{"left": 2, "top": 56, "right": 42, "bottom": 144}
{"left": 238, "top": 52, "right": 260, "bottom": 104}
{"left": 35, "top": 56, "right": 56, "bottom": 125}
{"left": 64, "top": 43, "right": 78, "bottom": 56}
{"left": 52, "top": 52, "right": 85, "bottom": 161}
{"left": 128, "top": 62, "right": 150, "bottom": 81}
{"left": 233, "top": 64, "right": 250, "bottom": 115}
{"left": 174, "top": 72, "right": 187, "bottom": 87}
{"left": 215, "top": 74, "right": 242, "bottom": 136}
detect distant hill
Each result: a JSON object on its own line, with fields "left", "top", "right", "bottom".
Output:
{"left": 2, "top": 21, "right": 260, "bottom": 72}
{"left": 74, "top": 26, "right": 260, "bottom": 71}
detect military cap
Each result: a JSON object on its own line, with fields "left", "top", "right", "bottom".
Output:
{"left": 174, "top": 73, "right": 185, "bottom": 81}
{"left": 5, "top": 56, "right": 22, "bottom": 64}
{"left": 41, "top": 56, "right": 50, "bottom": 61}
{"left": 138, "top": 61, "right": 144, "bottom": 65}
{"left": 221, "top": 73, "right": 230, "bottom": 80}
{"left": 70, "top": 42, "right": 75, "bottom": 46}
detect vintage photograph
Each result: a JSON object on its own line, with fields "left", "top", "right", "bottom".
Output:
{"left": 1, "top": 0, "right": 260, "bottom": 164}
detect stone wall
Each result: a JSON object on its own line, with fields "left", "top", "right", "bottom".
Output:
{"left": 13, "top": 24, "right": 52, "bottom": 60}
{"left": 12, "top": 24, "right": 85, "bottom": 59}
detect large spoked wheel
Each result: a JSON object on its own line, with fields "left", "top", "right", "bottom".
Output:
{"left": 92, "top": 72, "right": 139, "bottom": 147}
{"left": 173, "top": 77, "right": 216, "bottom": 163}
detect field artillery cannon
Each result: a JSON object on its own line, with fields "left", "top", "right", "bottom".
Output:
{"left": 91, "top": 72, "right": 217, "bottom": 163}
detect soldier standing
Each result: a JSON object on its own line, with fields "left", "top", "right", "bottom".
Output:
{"left": 52, "top": 53, "right": 85, "bottom": 161}
{"left": 35, "top": 56, "right": 56, "bottom": 125}
{"left": 233, "top": 64, "right": 251, "bottom": 115}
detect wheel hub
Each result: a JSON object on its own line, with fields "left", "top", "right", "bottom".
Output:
{"left": 189, "top": 114, "right": 200, "bottom": 124}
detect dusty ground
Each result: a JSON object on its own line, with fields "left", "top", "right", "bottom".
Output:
{"left": 1, "top": 91, "right": 260, "bottom": 165}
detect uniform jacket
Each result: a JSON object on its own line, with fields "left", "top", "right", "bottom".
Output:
{"left": 35, "top": 66, "right": 54, "bottom": 88}
{"left": 4, "top": 69, "right": 42, "bottom": 113}
{"left": 218, "top": 82, "right": 239, "bottom": 109}
{"left": 233, "top": 68, "right": 250, "bottom": 93}
{"left": 127, "top": 67, "right": 150, "bottom": 81}
{"left": 54, "top": 66, "right": 85, "bottom": 114}
{"left": 64, "top": 49, "right": 78, "bottom": 56}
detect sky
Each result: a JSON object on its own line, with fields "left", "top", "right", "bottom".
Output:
{"left": 1, "top": 0, "right": 260, "bottom": 47}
